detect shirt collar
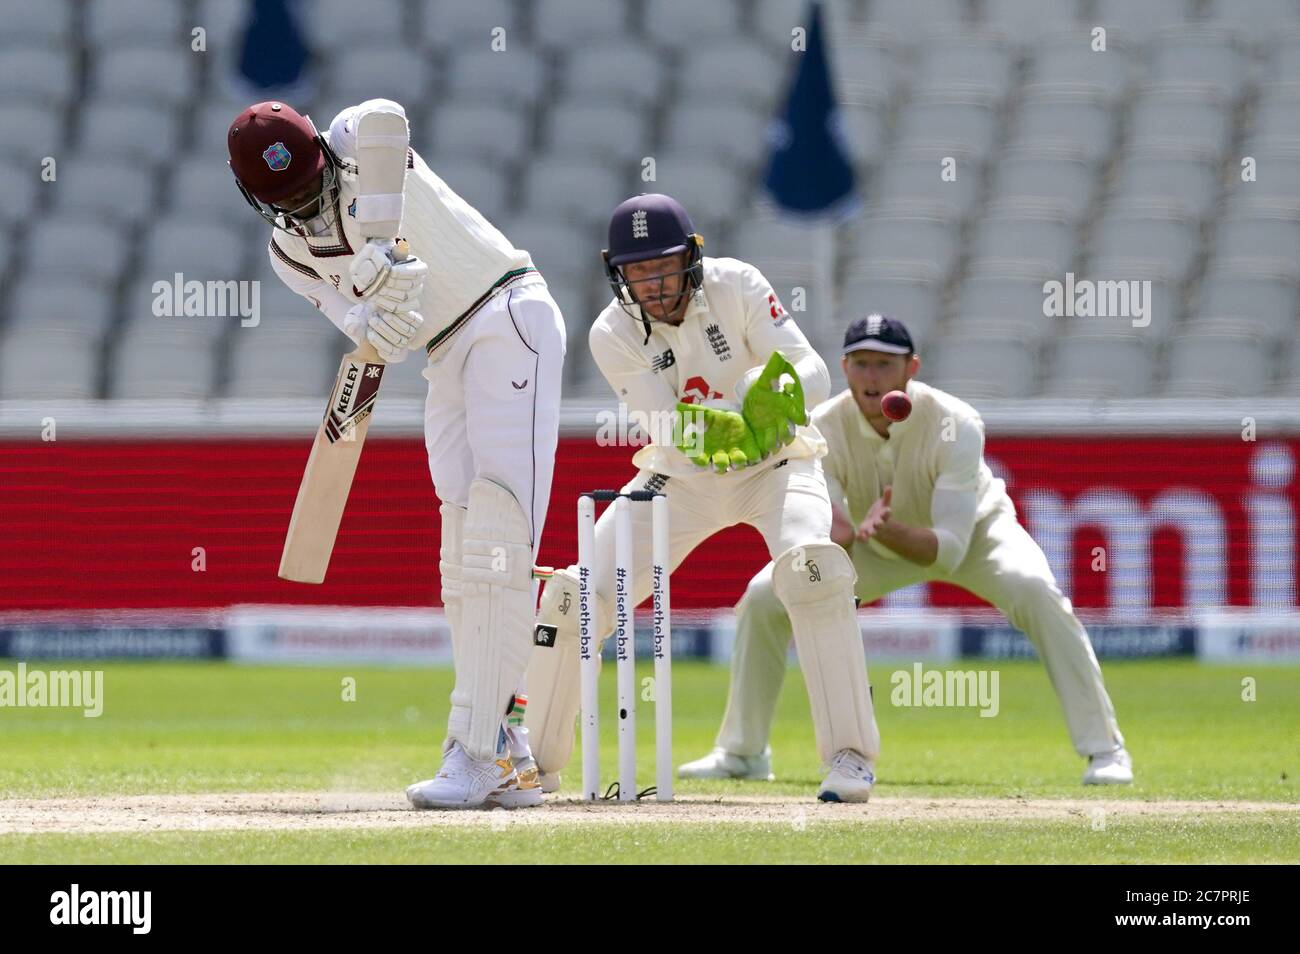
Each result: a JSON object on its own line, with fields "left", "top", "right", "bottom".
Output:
{"left": 854, "top": 380, "right": 914, "bottom": 442}
{"left": 681, "top": 285, "right": 709, "bottom": 324}
{"left": 641, "top": 286, "right": 707, "bottom": 342}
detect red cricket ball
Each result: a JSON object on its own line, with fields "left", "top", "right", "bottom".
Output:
{"left": 881, "top": 390, "right": 912, "bottom": 422}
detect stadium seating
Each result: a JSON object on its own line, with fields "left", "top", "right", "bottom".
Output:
{"left": 1, "top": 0, "right": 1295, "bottom": 401}
{"left": 925, "top": 333, "right": 1039, "bottom": 399}
{"left": 421, "top": 0, "right": 520, "bottom": 49}
{"left": 1043, "top": 335, "right": 1157, "bottom": 399}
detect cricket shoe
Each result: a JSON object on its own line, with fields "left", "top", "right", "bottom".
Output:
{"left": 677, "top": 746, "right": 775, "bottom": 781}
{"left": 489, "top": 726, "right": 544, "bottom": 808}
{"left": 817, "top": 749, "right": 875, "bottom": 803}
{"left": 487, "top": 758, "right": 543, "bottom": 808}
{"left": 1083, "top": 747, "right": 1133, "bottom": 785}
{"left": 538, "top": 771, "right": 562, "bottom": 794}
{"left": 406, "top": 740, "right": 517, "bottom": 810}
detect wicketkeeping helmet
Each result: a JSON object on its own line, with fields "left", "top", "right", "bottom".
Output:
{"left": 603, "top": 193, "right": 704, "bottom": 338}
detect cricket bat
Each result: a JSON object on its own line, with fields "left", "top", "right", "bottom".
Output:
{"left": 277, "top": 238, "right": 408, "bottom": 583}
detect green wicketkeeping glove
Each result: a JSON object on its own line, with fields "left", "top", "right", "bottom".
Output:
{"left": 674, "top": 402, "right": 762, "bottom": 473}
{"left": 741, "top": 350, "right": 808, "bottom": 457}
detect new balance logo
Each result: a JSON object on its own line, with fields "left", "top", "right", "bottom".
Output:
{"left": 632, "top": 210, "right": 649, "bottom": 239}
{"left": 650, "top": 349, "right": 675, "bottom": 372}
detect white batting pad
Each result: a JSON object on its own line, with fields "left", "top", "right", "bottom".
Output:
{"left": 439, "top": 502, "right": 466, "bottom": 651}
{"left": 522, "top": 566, "right": 611, "bottom": 775}
{"left": 447, "top": 478, "right": 536, "bottom": 761}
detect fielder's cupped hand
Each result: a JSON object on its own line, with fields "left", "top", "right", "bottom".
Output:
{"left": 349, "top": 240, "right": 428, "bottom": 312}
{"left": 856, "top": 486, "right": 892, "bottom": 542}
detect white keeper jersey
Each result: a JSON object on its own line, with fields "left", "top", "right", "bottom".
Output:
{"left": 588, "top": 256, "right": 830, "bottom": 478}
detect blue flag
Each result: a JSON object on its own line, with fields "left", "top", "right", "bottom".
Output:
{"left": 762, "top": 1, "right": 858, "bottom": 218}
{"left": 233, "top": 0, "right": 313, "bottom": 98}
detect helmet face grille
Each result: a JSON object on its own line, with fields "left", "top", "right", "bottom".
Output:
{"left": 604, "top": 235, "right": 705, "bottom": 326}
{"left": 234, "top": 148, "right": 341, "bottom": 237}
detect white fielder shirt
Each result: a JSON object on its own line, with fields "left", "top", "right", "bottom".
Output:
{"left": 589, "top": 256, "right": 830, "bottom": 479}
{"left": 265, "top": 98, "right": 539, "bottom": 355}
{"left": 815, "top": 379, "right": 1009, "bottom": 573}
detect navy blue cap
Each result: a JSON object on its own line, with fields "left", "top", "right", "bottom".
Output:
{"left": 841, "top": 313, "right": 915, "bottom": 355}
{"left": 605, "top": 193, "right": 698, "bottom": 267}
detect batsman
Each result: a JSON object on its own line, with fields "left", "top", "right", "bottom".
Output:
{"left": 523, "top": 193, "right": 879, "bottom": 802}
{"left": 228, "top": 99, "right": 566, "bottom": 809}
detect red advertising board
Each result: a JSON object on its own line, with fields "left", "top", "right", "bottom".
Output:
{"left": 1, "top": 436, "right": 1295, "bottom": 611}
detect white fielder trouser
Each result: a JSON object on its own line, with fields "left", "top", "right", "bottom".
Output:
{"left": 718, "top": 495, "right": 1125, "bottom": 759}
{"left": 524, "top": 454, "right": 880, "bottom": 772}
{"left": 422, "top": 279, "right": 565, "bottom": 758}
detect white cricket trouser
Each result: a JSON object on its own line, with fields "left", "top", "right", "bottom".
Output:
{"left": 586, "top": 456, "right": 834, "bottom": 614}
{"left": 718, "top": 495, "right": 1125, "bottom": 758}
{"left": 421, "top": 279, "right": 565, "bottom": 757}
{"left": 421, "top": 280, "right": 565, "bottom": 548}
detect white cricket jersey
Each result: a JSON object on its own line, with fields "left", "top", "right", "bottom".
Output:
{"left": 588, "top": 256, "right": 830, "bottom": 478}
{"left": 814, "top": 379, "right": 1009, "bottom": 573}
{"left": 266, "top": 99, "right": 539, "bottom": 356}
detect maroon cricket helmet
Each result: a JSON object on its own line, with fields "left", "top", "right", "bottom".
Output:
{"left": 227, "top": 101, "right": 326, "bottom": 205}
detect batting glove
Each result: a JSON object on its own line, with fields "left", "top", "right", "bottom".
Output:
{"left": 344, "top": 302, "right": 424, "bottom": 363}
{"left": 349, "top": 240, "right": 428, "bottom": 312}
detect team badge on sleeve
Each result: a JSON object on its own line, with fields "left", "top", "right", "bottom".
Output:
{"left": 262, "top": 141, "right": 292, "bottom": 171}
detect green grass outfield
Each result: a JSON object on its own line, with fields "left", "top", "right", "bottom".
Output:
{"left": 0, "top": 659, "right": 1296, "bottom": 863}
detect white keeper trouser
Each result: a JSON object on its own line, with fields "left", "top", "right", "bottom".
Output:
{"left": 585, "top": 456, "right": 835, "bottom": 631}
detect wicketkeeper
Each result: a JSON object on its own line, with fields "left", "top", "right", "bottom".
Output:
{"left": 521, "top": 193, "right": 879, "bottom": 802}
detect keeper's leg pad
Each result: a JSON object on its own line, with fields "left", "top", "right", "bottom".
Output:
{"left": 522, "top": 566, "right": 613, "bottom": 775}
{"left": 448, "top": 478, "right": 536, "bottom": 761}
{"left": 771, "top": 543, "right": 879, "bottom": 767}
